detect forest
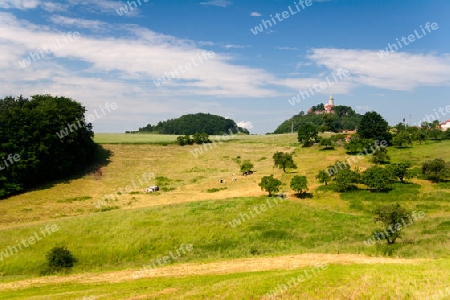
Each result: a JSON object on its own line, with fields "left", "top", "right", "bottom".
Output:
{"left": 0, "top": 95, "right": 96, "bottom": 198}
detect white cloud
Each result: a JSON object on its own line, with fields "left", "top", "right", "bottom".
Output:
{"left": 199, "top": 0, "right": 232, "bottom": 8}
{"left": 0, "top": 0, "right": 40, "bottom": 9}
{"left": 49, "top": 16, "right": 107, "bottom": 29}
{"left": 309, "top": 48, "right": 450, "bottom": 91}
{"left": 223, "top": 44, "right": 250, "bottom": 49}
{"left": 250, "top": 12, "right": 261, "bottom": 17}
{"left": 41, "top": 2, "right": 68, "bottom": 12}
{"left": 237, "top": 121, "right": 253, "bottom": 129}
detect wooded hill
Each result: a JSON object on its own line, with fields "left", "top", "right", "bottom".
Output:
{"left": 274, "top": 105, "right": 363, "bottom": 134}
{"left": 129, "top": 113, "right": 250, "bottom": 135}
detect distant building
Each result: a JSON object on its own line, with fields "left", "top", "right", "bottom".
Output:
{"left": 440, "top": 120, "right": 450, "bottom": 131}
{"left": 343, "top": 130, "right": 357, "bottom": 142}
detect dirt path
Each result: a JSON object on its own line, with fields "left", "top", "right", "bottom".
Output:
{"left": 0, "top": 253, "right": 426, "bottom": 291}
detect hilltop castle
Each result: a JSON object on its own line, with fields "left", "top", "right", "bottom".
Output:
{"left": 308, "top": 95, "right": 335, "bottom": 115}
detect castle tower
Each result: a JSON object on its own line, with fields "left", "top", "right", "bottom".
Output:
{"left": 328, "top": 95, "right": 334, "bottom": 107}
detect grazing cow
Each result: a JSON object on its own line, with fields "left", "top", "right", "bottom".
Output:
{"left": 220, "top": 179, "right": 226, "bottom": 183}
{"left": 243, "top": 170, "right": 254, "bottom": 176}
{"left": 145, "top": 186, "right": 159, "bottom": 193}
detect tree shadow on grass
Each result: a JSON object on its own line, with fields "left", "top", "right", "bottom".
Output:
{"left": 366, "top": 187, "right": 393, "bottom": 193}
{"left": 293, "top": 192, "right": 313, "bottom": 199}
{"left": 26, "top": 144, "right": 113, "bottom": 192}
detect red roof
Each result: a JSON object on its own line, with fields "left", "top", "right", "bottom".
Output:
{"left": 441, "top": 120, "right": 450, "bottom": 125}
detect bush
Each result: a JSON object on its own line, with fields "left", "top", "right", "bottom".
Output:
{"left": 421, "top": 158, "right": 450, "bottom": 183}
{"left": 240, "top": 160, "right": 254, "bottom": 173}
{"left": 45, "top": 246, "right": 76, "bottom": 270}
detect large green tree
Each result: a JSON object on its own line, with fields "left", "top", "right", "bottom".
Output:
{"left": 363, "top": 166, "right": 392, "bottom": 191}
{"left": 259, "top": 175, "right": 282, "bottom": 196}
{"left": 273, "top": 152, "right": 297, "bottom": 172}
{"left": 290, "top": 175, "right": 308, "bottom": 194}
{"left": 386, "top": 162, "right": 413, "bottom": 183}
{"left": 334, "top": 169, "right": 359, "bottom": 192}
{"left": 297, "top": 122, "right": 319, "bottom": 147}
{"left": 372, "top": 203, "right": 411, "bottom": 245}
{"left": 358, "top": 111, "right": 391, "bottom": 142}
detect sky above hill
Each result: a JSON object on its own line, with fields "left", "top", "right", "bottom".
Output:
{"left": 1, "top": 0, "right": 449, "bottom": 134}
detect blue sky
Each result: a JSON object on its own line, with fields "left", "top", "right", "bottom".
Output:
{"left": 1, "top": 0, "right": 449, "bottom": 133}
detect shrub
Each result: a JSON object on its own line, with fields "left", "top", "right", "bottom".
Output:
{"left": 422, "top": 158, "right": 450, "bottom": 183}
{"left": 371, "top": 147, "right": 390, "bottom": 164}
{"left": 240, "top": 160, "right": 254, "bottom": 173}
{"left": 45, "top": 246, "right": 76, "bottom": 270}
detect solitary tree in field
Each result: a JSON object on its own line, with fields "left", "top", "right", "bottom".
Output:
{"left": 273, "top": 152, "right": 297, "bottom": 172}
{"left": 372, "top": 203, "right": 411, "bottom": 245}
{"left": 290, "top": 175, "right": 308, "bottom": 195}
{"left": 297, "top": 122, "right": 319, "bottom": 147}
{"left": 259, "top": 175, "right": 282, "bottom": 196}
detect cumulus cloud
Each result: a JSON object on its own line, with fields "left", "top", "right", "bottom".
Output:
{"left": 250, "top": 12, "right": 261, "bottom": 17}
{"left": 308, "top": 48, "right": 450, "bottom": 91}
{"left": 237, "top": 121, "right": 253, "bottom": 129}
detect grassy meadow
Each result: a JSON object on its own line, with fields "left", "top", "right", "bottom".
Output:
{"left": 0, "top": 133, "right": 449, "bottom": 299}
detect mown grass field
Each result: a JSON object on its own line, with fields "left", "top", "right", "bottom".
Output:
{"left": 93, "top": 133, "right": 179, "bottom": 144}
{"left": 0, "top": 134, "right": 449, "bottom": 299}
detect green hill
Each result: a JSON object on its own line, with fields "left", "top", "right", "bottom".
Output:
{"left": 274, "top": 104, "right": 363, "bottom": 134}
{"left": 129, "top": 113, "right": 250, "bottom": 135}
